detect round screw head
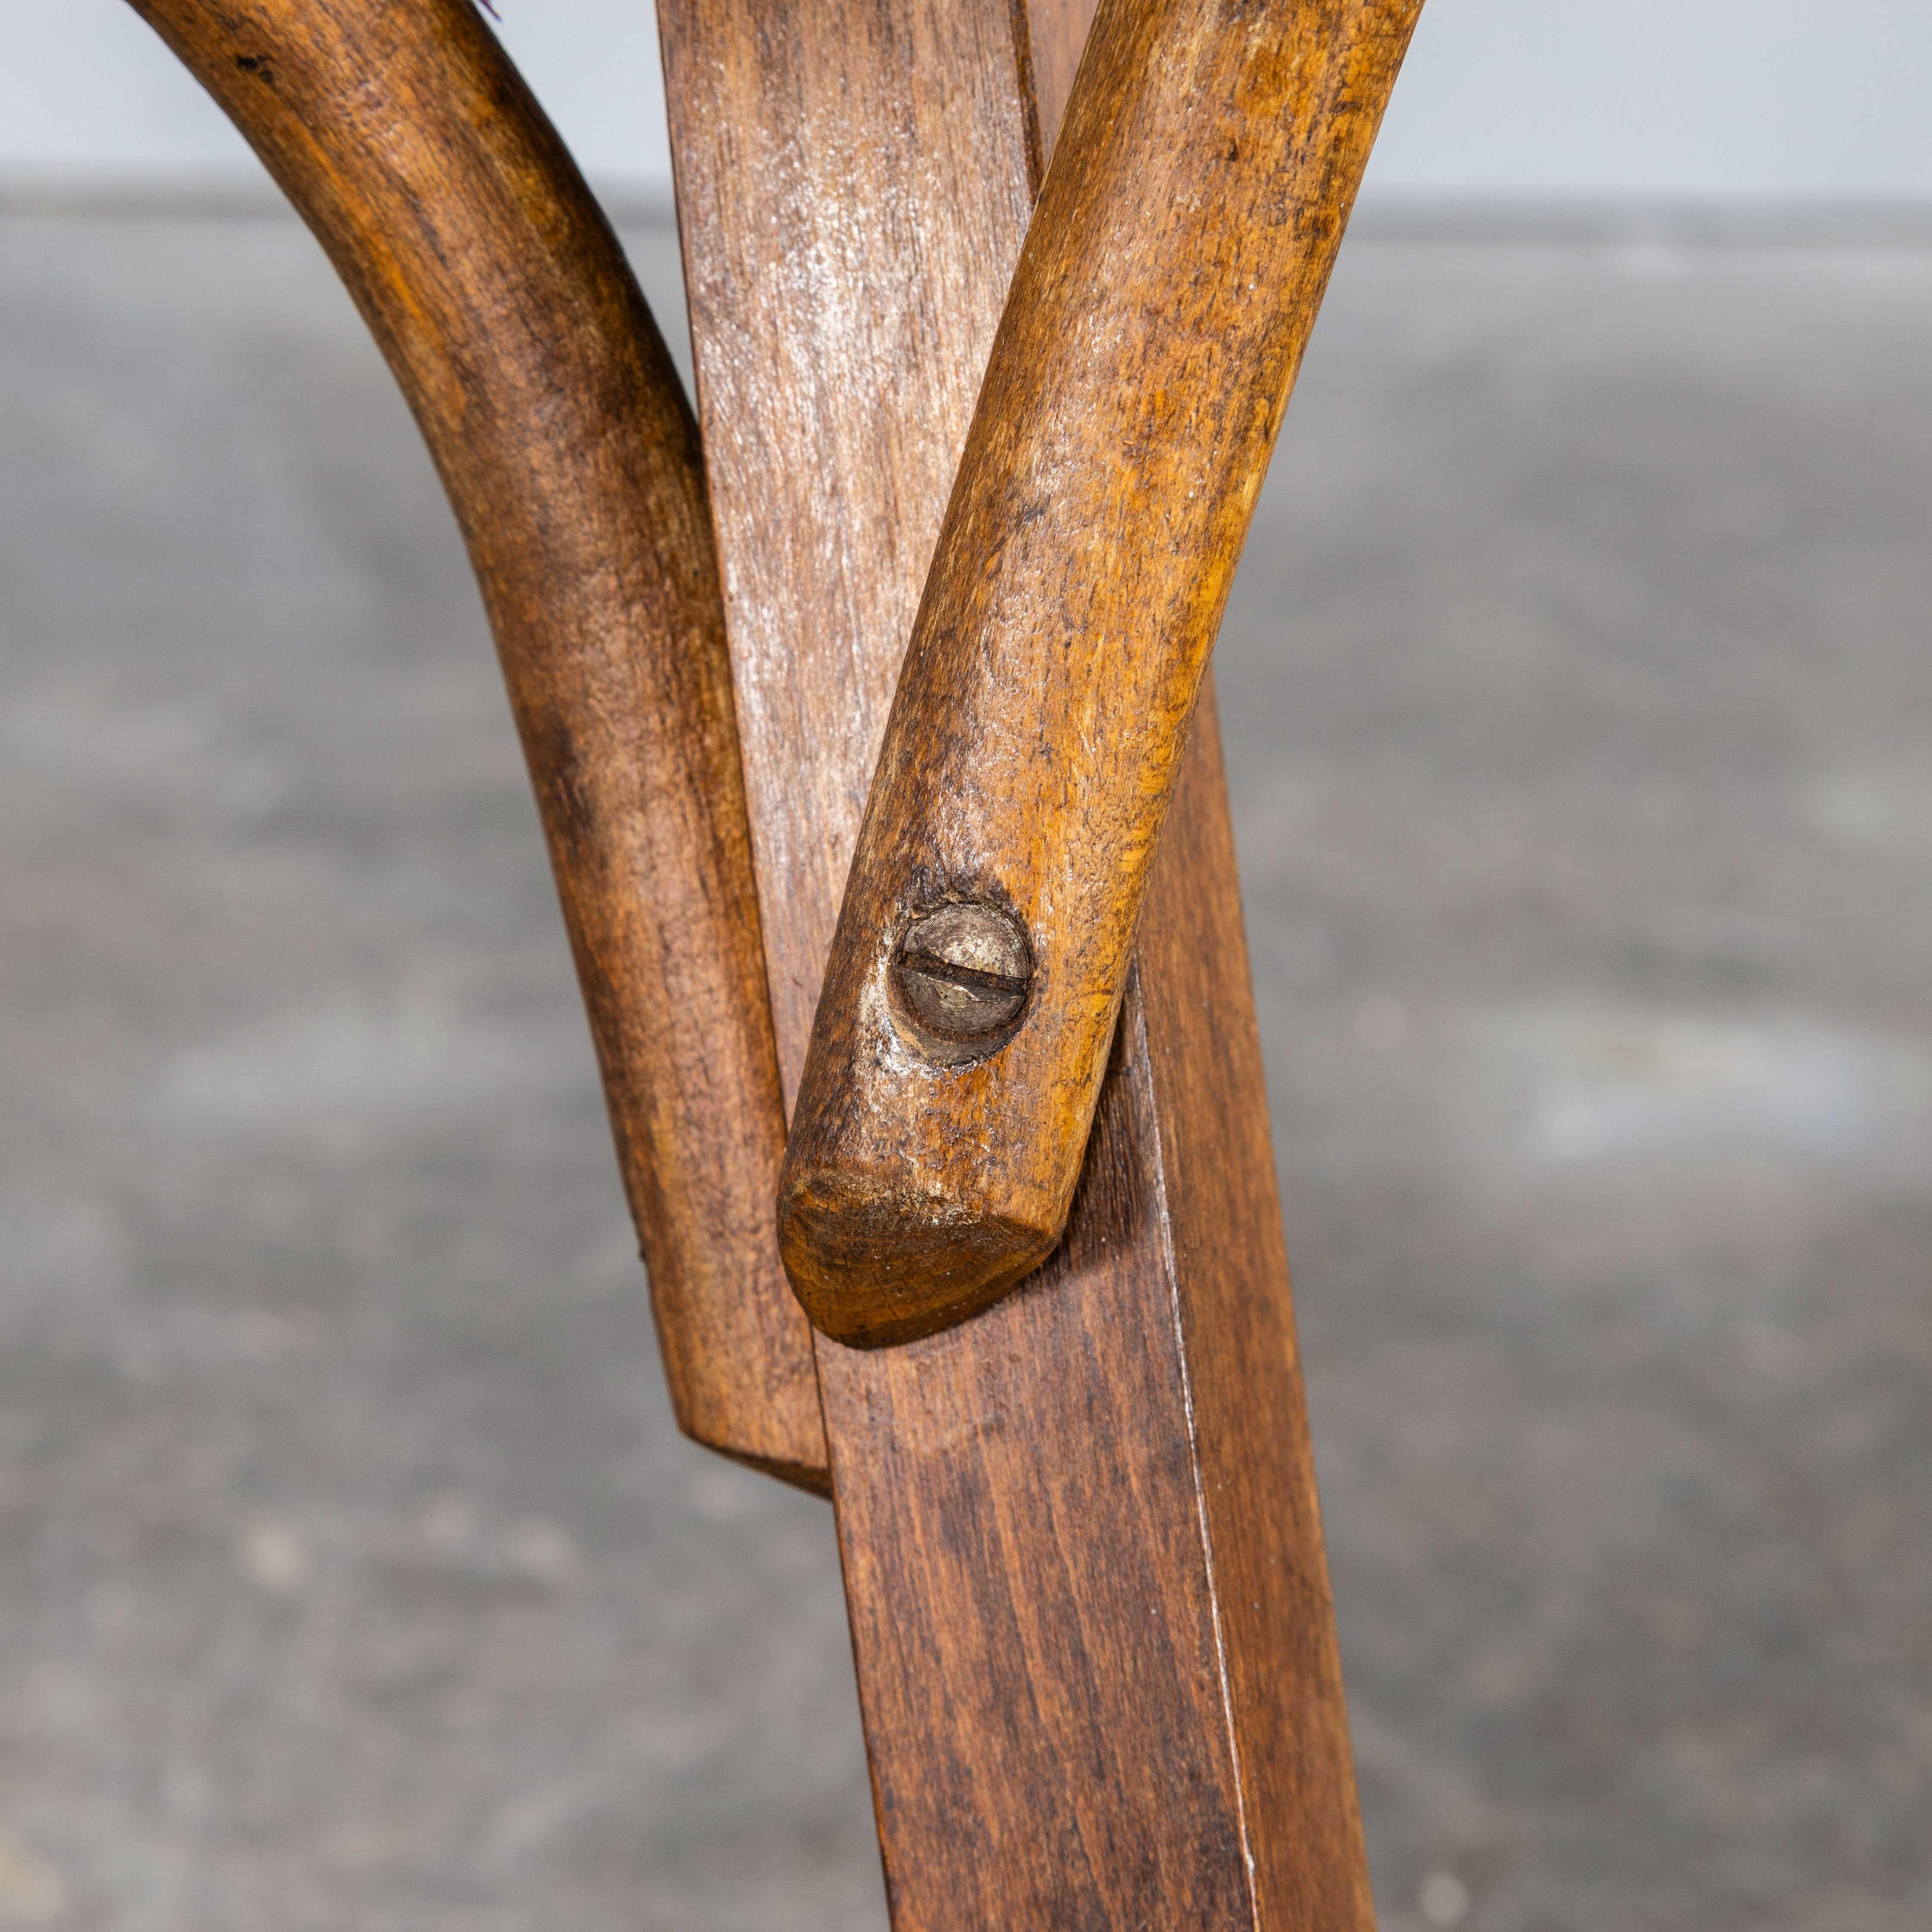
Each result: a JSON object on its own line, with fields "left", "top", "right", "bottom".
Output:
{"left": 889, "top": 903, "right": 1033, "bottom": 1062}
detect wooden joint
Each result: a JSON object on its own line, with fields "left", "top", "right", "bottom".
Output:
{"left": 777, "top": 0, "right": 1425, "bottom": 1352}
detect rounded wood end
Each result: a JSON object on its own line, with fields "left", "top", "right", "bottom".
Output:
{"left": 776, "top": 1175, "right": 1058, "bottom": 1349}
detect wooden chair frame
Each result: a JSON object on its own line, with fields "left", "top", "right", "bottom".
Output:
{"left": 124, "top": 0, "right": 1422, "bottom": 1921}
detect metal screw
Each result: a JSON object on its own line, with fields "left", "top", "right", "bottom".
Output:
{"left": 889, "top": 903, "right": 1033, "bottom": 1061}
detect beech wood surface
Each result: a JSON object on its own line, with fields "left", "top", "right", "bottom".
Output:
{"left": 658, "top": 0, "right": 1038, "bottom": 1120}
{"left": 780, "top": 0, "right": 1424, "bottom": 1348}
{"left": 130, "top": 0, "right": 826, "bottom": 1488}
{"left": 664, "top": 0, "right": 1379, "bottom": 1920}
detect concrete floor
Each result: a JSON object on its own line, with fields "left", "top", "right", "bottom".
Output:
{"left": 0, "top": 198, "right": 1928, "bottom": 1930}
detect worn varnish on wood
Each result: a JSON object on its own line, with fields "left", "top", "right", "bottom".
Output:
{"left": 664, "top": 0, "right": 1392, "bottom": 1920}
{"left": 659, "top": 0, "right": 1038, "bottom": 1121}
{"left": 130, "top": 0, "right": 826, "bottom": 1489}
{"left": 780, "top": 0, "right": 1424, "bottom": 1348}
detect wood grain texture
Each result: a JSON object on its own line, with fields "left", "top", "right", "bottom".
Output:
{"left": 664, "top": 0, "right": 1377, "bottom": 1919}
{"left": 1019, "top": 0, "right": 1093, "bottom": 155}
{"left": 658, "top": 0, "right": 1038, "bottom": 1121}
{"left": 780, "top": 0, "right": 1424, "bottom": 1347}
{"left": 1138, "top": 679, "right": 1374, "bottom": 1930}
{"left": 129, "top": 0, "right": 826, "bottom": 1488}
{"left": 820, "top": 690, "right": 1375, "bottom": 1929}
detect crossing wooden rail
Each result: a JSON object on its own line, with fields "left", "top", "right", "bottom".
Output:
{"left": 778, "top": 0, "right": 1422, "bottom": 1349}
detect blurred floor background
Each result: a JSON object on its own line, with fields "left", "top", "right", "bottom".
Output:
{"left": 2, "top": 192, "right": 1929, "bottom": 1932}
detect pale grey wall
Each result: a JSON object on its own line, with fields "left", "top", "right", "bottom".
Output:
{"left": 3, "top": 0, "right": 1930, "bottom": 197}
{"left": 1367, "top": 0, "right": 1932, "bottom": 199}
{"left": 0, "top": 0, "right": 671, "bottom": 185}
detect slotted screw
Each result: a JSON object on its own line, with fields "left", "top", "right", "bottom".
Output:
{"left": 889, "top": 903, "right": 1033, "bottom": 1061}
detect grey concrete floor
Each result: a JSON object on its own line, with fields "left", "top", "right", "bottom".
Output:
{"left": 0, "top": 198, "right": 1927, "bottom": 1930}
